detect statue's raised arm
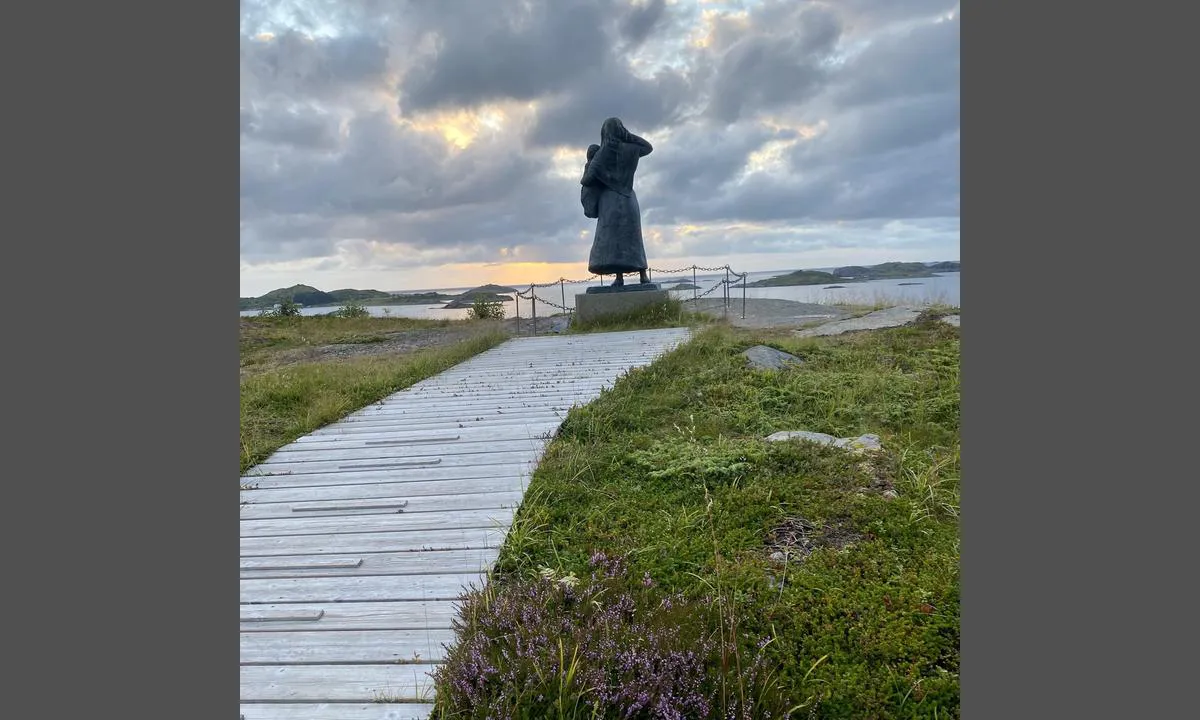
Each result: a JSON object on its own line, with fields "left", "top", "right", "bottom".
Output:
{"left": 625, "top": 132, "right": 653, "bottom": 157}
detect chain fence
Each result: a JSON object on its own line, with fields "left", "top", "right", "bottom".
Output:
{"left": 508, "top": 264, "right": 750, "bottom": 334}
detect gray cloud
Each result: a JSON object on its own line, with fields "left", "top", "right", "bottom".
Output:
{"left": 241, "top": 102, "right": 342, "bottom": 149}
{"left": 240, "top": 0, "right": 960, "bottom": 287}
{"left": 241, "top": 30, "right": 390, "bottom": 104}
{"left": 398, "top": 1, "right": 613, "bottom": 113}
{"left": 618, "top": 0, "right": 668, "bottom": 47}
{"left": 703, "top": 4, "right": 844, "bottom": 123}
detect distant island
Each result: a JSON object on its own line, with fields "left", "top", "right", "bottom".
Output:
{"left": 440, "top": 284, "right": 517, "bottom": 309}
{"left": 744, "top": 261, "right": 959, "bottom": 288}
{"left": 239, "top": 283, "right": 516, "bottom": 312}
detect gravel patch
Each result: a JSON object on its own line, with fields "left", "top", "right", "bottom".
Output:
{"left": 686, "top": 297, "right": 850, "bottom": 329}
{"left": 794, "top": 305, "right": 925, "bottom": 337}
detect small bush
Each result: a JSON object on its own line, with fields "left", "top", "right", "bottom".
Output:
{"left": 258, "top": 298, "right": 301, "bottom": 318}
{"left": 467, "top": 296, "right": 506, "bottom": 320}
{"left": 331, "top": 301, "right": 370, "bottom": 318}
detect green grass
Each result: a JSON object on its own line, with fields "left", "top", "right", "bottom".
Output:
{"left": 568, "top": 297, "right": 711, "bottom": 333}
{"left": 240, "top": 315, "right": 457, "bottom": 367}
{"left": 239, "top": 318, "right": 507, "bottom": 474}
{"left": 448, "top": 316, "right": 960, "bottom": 718}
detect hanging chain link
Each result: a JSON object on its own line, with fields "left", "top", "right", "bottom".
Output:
{"left": 508, "top": 264, "right": 748, "bottom": 317}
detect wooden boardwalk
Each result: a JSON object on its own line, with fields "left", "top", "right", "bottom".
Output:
{"left": 240, "top": 328, "right": 693, "bottom": 719}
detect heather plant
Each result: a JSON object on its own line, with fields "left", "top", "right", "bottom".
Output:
{"left": 431, "top": 551, "right": 803, "bottom": 719}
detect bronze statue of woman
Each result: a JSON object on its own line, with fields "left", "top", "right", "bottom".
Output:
{"left": 580, "top": 117, "right": 653, "bottom": 286}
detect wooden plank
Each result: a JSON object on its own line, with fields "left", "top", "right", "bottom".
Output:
{"left": 241, "top": 464, "right": 535, "bottom": 490}
{"left": 241, "top": 629, "right": 453, "bottom": 665}
{"left": 360, "top": 387, "right": 603, "bottom": 403}
{"left": 354, "top": 395, "right": 599, "bottom": 414}
{"left": 405, "top": 379, "right": 619, "bottom": 391}
{"left": 239, "top": 548, "right": 499, "bottom": 579}
{"left": 240, "top": 601, "right": 461, "bottom": 632}
{"left": 239, "top": 703, "right": 435, "bottom": 720}
{"left": 337, "top": 404, "right": 582, "bottom": 422}
{"left": 240, "top": 507, "right": 514, "bottom": 538}
{"left": 241, "top": 526, "right": 508, "bottom": 557}
{"left": 262, "top": 437, "right": 541, "bottom": 465}
{"left": 240, "top": 572, "right": 483, "bottom": 604}
{"left": 242, "top": 557, "right": 363, "bottom": 571}
{"left": 241, "top": 475, "right": 527, "bottom": 505}
{"left": 359, "top": 383, "right": 608, "bottom": 397}
{"left": 240, "top": 491, "right": 524, "bottom": 520}
{"left": 250, "top": 450, "right": 543, "bottom": 477}
{"left": 240, "top": 664, "right": 437, "bottom": 702}
{"left": 303, "top": 413, "right": 566, "bottom": 435}
{"left": 241, "top": 607, "right": 325, "bottom": 623}
{"left": 289, "top": 422, "right": 559, "bottom": 446}
{"left": 374, "top": 384, "right": 613, "bottom": 399}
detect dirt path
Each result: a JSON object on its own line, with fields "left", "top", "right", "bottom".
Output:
{"left": 686, "top": 298, "right": 852, "bottom": 329}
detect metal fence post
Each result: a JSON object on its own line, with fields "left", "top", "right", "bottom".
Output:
{"left": 742, "top": 274, "right": 747, "bottom": 319}
{"left": 693, "top": 266, "right": 697, "bottom": 301}
{"left": 515, "top": 292, "right": 520, "bottom": 334}
{"left": 530, "top": 285, "right": 536, "bottom": 335}
{"left": 560, "top": 279, "right": 566, "bottom": 311}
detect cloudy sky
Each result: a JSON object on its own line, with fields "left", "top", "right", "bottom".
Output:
{"left": 240, "top": 0, "right": 959, "bottom": 296}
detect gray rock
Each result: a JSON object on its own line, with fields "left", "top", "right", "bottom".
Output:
{"left": 769, "top": 551, "right": 787, "bottom": 564}
{"left": 743, "top": 345, "right": 804, "bottom": 370}
{"left": 940, "top": 314, "right": 960, "bottom": 327}
{"left": 881, "top": 489, "right": 899, "bottom": 500}
{"left": 765, "top": 431, "right": 883, "bottom": 453}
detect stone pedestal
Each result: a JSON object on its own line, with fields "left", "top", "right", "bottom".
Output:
{"left": 575, "top": 284, "right": 669, "bottom": 323}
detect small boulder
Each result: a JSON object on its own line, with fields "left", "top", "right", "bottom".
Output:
{"left": 743, "top": 345, "right": 804, "bottom": 370}
{"left": 765, "top": 431, "right": 883, "bottom": 453}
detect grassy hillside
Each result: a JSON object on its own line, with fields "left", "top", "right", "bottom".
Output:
{"left": 432, "top": 315, "right": 961, "bottom": 718}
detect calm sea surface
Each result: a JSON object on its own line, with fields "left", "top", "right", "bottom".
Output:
{"left": 239, "top": 270, "right": 960, "bottom": 320}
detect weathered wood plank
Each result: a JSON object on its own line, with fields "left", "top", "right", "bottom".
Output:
{"left": 241, "top": 475, "right": 527, "bottom": 505}
{"left": 303, "top": 413, "right": 567, "bottom": 435}
{"left": 368, "top": 384, "right": 613, "bottom": 400}
{"left": 240, "top": 664, "right": 437, "bottom": 702}
{"left": 334, "top": 406, "right": 576, "bottom": 423}
{"left": 241, "top": 629, "right": 453, "bottom": 664}
{"left": 241, "top": 607, "right": 326, "bottom": 623}
{"left": 240, "top": 491, "right": 524, "bottom": 520}
{"left": 262, "top": 438, "right": 542, "bottom": 465}
{"left": 240, "top": 508, "right": 515, "bottom": 538}
{"left": 348, "top": 396, "right": 599, "bottom": 416}
{"left": 239, "top": 548, "right": 500, "bottom": 579}
{"left": 241, "top": 526, "right": 508, "bottom": 557}
{"left": 288, "top": 422, "right": 559, "bottom": 447}
{"left": 250, "top": 449, "right": 543, "bottom": 476}
{"left": 239, "top": 703, "right": 435, "bottom": 720}
{"left": 240, "top": 573, "right": 483, "bottom": 604}
{"left": 240, "top": 601, "right": 461, "bottom": 632}
{"left": 241, "top": 464, "right": 534, "bottom": 490}
{"left": 242, "top": 557, "right": 363, "bottom": 571}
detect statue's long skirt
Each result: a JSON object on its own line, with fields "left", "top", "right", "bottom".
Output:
{"left": 587, "top": 187, "right": 648, "bottom": 275}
